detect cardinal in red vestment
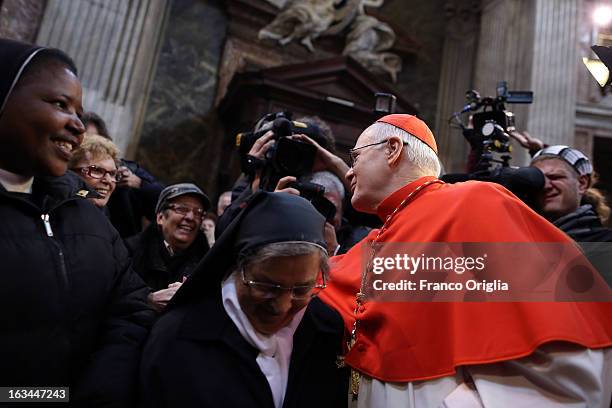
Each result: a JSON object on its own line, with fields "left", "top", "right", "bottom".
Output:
{"left": 319, "top": 114, "right": 612, "bottom": 407}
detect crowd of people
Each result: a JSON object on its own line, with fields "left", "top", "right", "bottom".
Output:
{"left": 1, "top": 37, "right": 611, "bottom": 407}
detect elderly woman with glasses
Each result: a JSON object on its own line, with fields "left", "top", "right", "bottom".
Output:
{"left": 69, "top": 133, "right": 121, "bottom": 209}
{"left": 140, "top": 191, "right": 348, "bottom": 408}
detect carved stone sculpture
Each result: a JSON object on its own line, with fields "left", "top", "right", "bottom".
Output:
{"left": 258, "top": 0, "right": 336, "bottom": 52}
{"left": 258, "top": 0, "right": 402, "bottom": 82}
{"left": 343, "top": 14, "right": 401, "bottom": 82}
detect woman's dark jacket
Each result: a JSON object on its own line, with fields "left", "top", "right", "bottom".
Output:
{"left": 125, "top": 222, "right": 209, "bottom": 291}
{"left": 140, "top": 295, "right": 349, "bottom": 408}
{"left": 0, "top": 172, "right": 155, "bottom": 406}
{"left": 107, "top": 159, "right": 164, "bottom": 238}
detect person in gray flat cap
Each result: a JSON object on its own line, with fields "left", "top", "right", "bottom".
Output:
{"left": 126, "top": 183, "right": 211, "bottom": 312}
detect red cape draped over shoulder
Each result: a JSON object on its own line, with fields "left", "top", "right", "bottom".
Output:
{"left": 320, "top": 176, "right": 612, "bottom": 382}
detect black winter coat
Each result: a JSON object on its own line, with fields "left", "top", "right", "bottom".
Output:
{"left": 125, "top": 223, "right": 209, "bottom": 292}
{"left": 139, "top": 295, "right": 349, "bottom": 408}
{"left": 0, "top": 172, "right": 155, "bottom": 407}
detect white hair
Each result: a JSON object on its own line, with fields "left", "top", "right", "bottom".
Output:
{"left": 365, "top": 122, "right": 441, "bottom": 177}
{"left": 308, "top": 171, "right": 345, "bottom": 198}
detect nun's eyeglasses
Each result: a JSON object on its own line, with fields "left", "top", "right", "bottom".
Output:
{"left": 241, "top": 269, "right": 326, "bottom": 300}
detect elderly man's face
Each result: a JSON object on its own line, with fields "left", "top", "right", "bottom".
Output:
{"left": 156, "top": 195, "right": 205, "bottom": 252}
{"left": 346, "top": 128, "right": 391, "bottom": 213}
{"left": 236, "top": 253, "right": 321, "bottom": 335}
{"left": 532, "top": 158, "right": 588, "bottom": 220}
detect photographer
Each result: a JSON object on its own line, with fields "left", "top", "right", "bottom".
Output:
{"left": 530, "top": 145, "right": 612, "bottom": 242}
{"left": 218, "top": 115, "right": 350, "bottom": 238}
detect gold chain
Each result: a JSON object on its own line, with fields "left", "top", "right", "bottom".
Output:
{"left": 345, "top": 179, "right": 444, "bottom": 400}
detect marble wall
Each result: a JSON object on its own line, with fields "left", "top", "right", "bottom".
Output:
{"left": 135, "top": 0, "right": 448, "bottom": 200}
{"left": 380, "top": 0, "right": 448, "bottom": 127}
{"left": 136, "top": 0, "right": 227, "bottom": 198}
{"left": 0, "top": 0, "right": 45, "bottom": 42}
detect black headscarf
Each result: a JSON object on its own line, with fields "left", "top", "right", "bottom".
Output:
{"left": 0, "top": 38, "right": 77, "bottom": 116}
{"left": 170, "top": 191, "right": 327, "bottom": 307}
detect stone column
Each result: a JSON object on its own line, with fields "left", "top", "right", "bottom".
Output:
{"left": 36, "top": 0, "right": 170, "bottom": 157}
{"left": 526, "top": 0, "right": 579, "bottom": 147}
{"left": 434, "top": 0, "right": 481, "bottom": 173}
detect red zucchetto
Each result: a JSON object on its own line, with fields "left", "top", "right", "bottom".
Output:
{"left": 377, "top": 114, "right": 438, "bottom": 154}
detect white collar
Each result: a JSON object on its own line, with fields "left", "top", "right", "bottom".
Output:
{"left": 0, "top": 168, "right": 34, "bottom": 193}
{"left": 163, "top": 240, "right": 175, "bottom": 256}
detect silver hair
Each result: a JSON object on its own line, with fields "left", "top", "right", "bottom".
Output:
{"left": 308, "top": 171, "right": 345, "bottom": 198}
{"left": 364, "top": 122, "right": 441, "bottom": 177}
{"left": 238, "top": 242, "right": 329, "bottom": 279}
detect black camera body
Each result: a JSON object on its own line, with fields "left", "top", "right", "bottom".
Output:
{"left": 288, "top": 181, "right": 337, "bottom": 223}
{"left": 236, "top": 112, "right": 320, "bottom": 191}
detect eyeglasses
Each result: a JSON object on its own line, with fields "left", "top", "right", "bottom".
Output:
{"left": 74, "top": 165, "right": 121, "bottom": 182}
{"left": 348, "top": 140, "right": 389, "bottom": 167}
{"left": 166, "top": 203, "right": 206, "bottom": 220}
{"left": 241, "top": 269, "right": 327, "bottom": 300}
{"left": 348, "top": 139, "right": 408, "bottom": 167}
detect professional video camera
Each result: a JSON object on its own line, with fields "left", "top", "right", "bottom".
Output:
{"left": 442, "top": 81, "right": 544, "bottom": 207}
{"left": 235, "top": 111, "right": 337, "bottom": 222}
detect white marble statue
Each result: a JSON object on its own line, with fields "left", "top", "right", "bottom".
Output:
{"left": 258, "top": 0, "right": 337, "bottom": 52}
{"left": 258, "top": 0, "right": 402, "bottom": 82}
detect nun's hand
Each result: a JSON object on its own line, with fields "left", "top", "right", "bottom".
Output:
{"left": 274, "top": 176, "right": 300, "bottom": 196}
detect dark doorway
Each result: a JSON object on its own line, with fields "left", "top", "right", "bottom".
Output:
{"left": 593, "top": 136, "right": 612, "bottom": 201}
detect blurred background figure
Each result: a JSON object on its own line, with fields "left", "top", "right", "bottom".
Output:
{"left": 126, "top": 183, "right": 210, "bottom": 313}
{"left": 201, "top": 213, "right": 217, "bottom": 247}
{"left": 69, "top": 134, "right": 120, "bottom": 211}
{"left": 216, "top": 190, "right": 232, "bottom": 216}
{"left": 531, "top": 145, "right": 612, "bottom": 242}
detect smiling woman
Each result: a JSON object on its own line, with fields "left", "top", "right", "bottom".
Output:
{"left": 0, "top": 38, "right": 153, "bottom": 405}
{"left": 0, "top": 46, "right": 84, "bottom": 177}
{"left": 69, "top": 134, "right": 121, "bottom": 209}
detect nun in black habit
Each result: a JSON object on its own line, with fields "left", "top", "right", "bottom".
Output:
{"left": 139, "top": 191, "right": 349, "bottom": 408}
{"left": 0, "top": 39, "right": 154, "bottom": 405}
